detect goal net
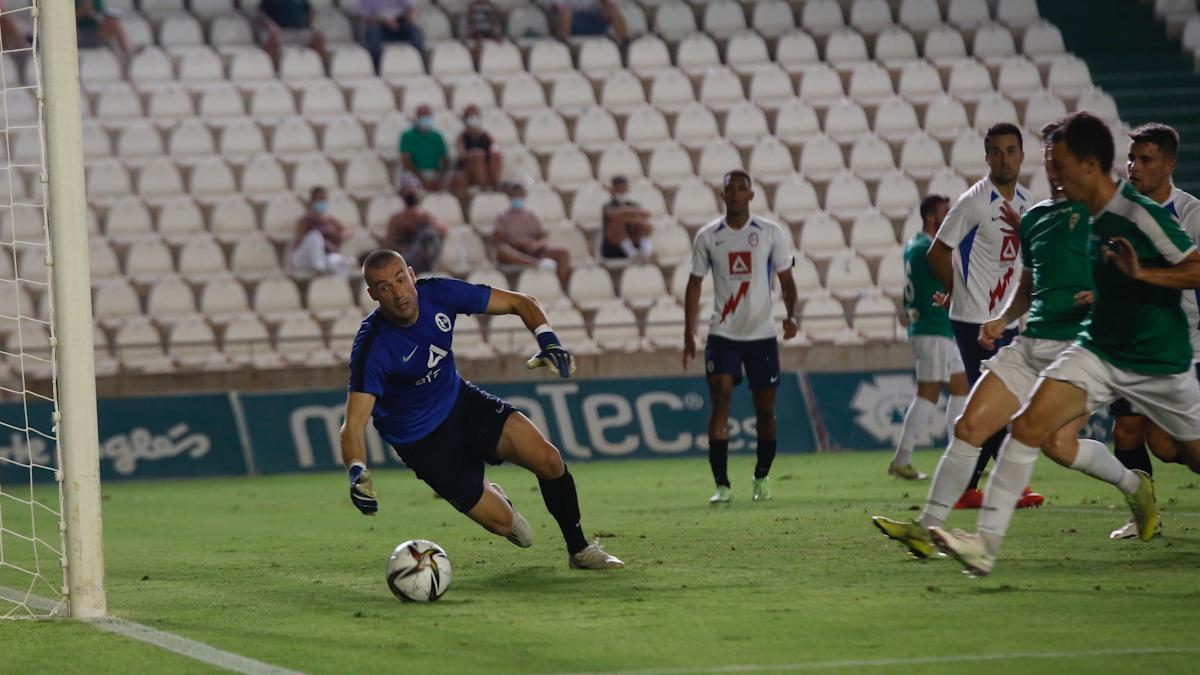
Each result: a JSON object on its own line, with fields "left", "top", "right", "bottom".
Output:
{"left": 0, "top": 0, "right": 105, "bottom": 620}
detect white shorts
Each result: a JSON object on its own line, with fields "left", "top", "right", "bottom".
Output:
{"left": 911, "top": 335, "right": 965, "bottom": 382}
{"left": 1041, "top": 343, "right": 1200, "bottom": 441}
{"left": 982, "top": 336, "right": 1072, "bottom": 402}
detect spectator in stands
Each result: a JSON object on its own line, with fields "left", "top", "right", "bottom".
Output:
{"left": 456, "top": 105, "right": 502, "bottom": 192}
{"left": 599, "top": 175, "right": 653, "bottom": 261}
{"left": 360, "top": 0, "right": 425, "bottom": 72}
{"left": 289, "top": 186, "right": 353, "bottom": 277}
{"left": 464, "top": 0, "right": 501, "bottom": 64}
{"left": 493, "top": 182, "right": 571, "bottom": 289}
{"left": 550, "top": 0, "right": 628, "bottom": 44}
{"left": 384, "top": 178, "right": 447, "bottom": 274}
{"left": 400, "top": 104, "right": 451, "bottom": 193}
{"left": 75, "top": 0, "right": 129, "bottom": 57}
{"left": 256, "top": 0, "right": 326, "bottom": 70}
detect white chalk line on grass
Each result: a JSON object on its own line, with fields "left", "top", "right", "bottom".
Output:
{"left": 545, "top": 646, "right": 1200, "bottom": 675}
{"left": 1, "top": 586, "right": 304, "bottom": 675}
{"left": 1044, "top": 507, "right": 1200, "bottom": 518}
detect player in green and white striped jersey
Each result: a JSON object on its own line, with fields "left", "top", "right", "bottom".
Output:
{"left": 931, "top": 113, "right": 1200, "bottom": 576}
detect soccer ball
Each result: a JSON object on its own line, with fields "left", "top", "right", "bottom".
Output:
{"left": 386, "top": 539, "right": 452, "bottom": 602}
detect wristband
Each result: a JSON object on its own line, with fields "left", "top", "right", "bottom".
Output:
{"left": 349, "top": 461, "right": 367, "bottom": 482}
{"left": 534, "top": 324, "right": 559, "bottom": 351}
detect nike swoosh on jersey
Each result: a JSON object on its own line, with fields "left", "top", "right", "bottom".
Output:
{"left": 401, "top": 346, "right": 418, "bottom": 362}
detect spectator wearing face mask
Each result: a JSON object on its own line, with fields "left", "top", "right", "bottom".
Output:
{"left": 400, "top": 104, "right": 450, "bottom": 192}
{"left": 455, "top": 105, "right": 502, "bottom": 192}
{"left": 384, "top": 179, "right": 448, "bottom": 274}
{"left": 290, "top": 186, "right": 353, "bottom": 276}
{"left": 600, "top": 174, "right": 653, "bottom": 261}
{"left": 492, "top": 182, "right": 571, "bottom": 289}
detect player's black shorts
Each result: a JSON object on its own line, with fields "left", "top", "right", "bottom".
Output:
{"left": 704, "top": 334, "right": 780, "bottom": 389}
{"left": 388, "top": 380, "right": 515, "bottom": 513}
{"left": 1109, "top": 363, "right": 1200, "bottom": 417}
{"left": 950, "top": 319, "right": 1017, "bottom": 385}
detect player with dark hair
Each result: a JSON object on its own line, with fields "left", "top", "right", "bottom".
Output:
{"left": 339, "top": 249, "right": 623, "bottom": 569}
{"left": 925, "top": 122, "right": 1043, "bottom": 511}
{"left": 885, "top": 194, "right": 968, "bottom": 481}
{"left": 684, "top": 170, "right": 798, "bottom": 503}
{"left": 875, "top": 119, "right": 1096, "bottom": 557}
{"left": 1104, "top": 122, "right": 1200, "bottom": 539}
{"left": 931, "top": 112, "right": 1200, "bottom": 576}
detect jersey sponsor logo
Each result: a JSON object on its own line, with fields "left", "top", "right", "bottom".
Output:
{"left": 427, "top": 344, "right": 448, "bottom": 368}
{"left": 435, "top": 312, "right": 452, "bottom": 332}
{"left": 748, "top": 231, "right": 759, "bottom": 247}
{"left": 728, "top": 251, "right": 751, "bottom": 275}
{"left": 988, "top": 266, "right": 1014, "bottom": 312}
{"left": 999, "top": 222, "right": 1019, "bottom": 262}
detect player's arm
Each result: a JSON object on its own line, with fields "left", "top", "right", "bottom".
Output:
{"left": 340, "top": 391, "right": 378, "bottom": 515}
{"left": 777, "top": 268, "right": 798, "bottom": 340}
{"left": 485, "top": 287, "right": 574, "bottom": 377}
{"left": 683, "top": 274, "right": 702, "bottom": 369}
{"left": 1106, "top": 242, "right": 1200, "bottom": 288}
{"left": 928, "top": 198, "right": 974, "bottom": 294}
{"left": 926, "top": 241, "right": 954, "bottom": 293}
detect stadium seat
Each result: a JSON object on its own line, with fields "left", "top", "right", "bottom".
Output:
{"left": 947, "top": 59, "right": 994, "bottom": 102}
{"left": 996, "top": 56, "right": 1044, "bottom": 100}
{"left": 673, "top": 103, "right": 720, "bottom": 149}
{"left": 261, "top": 192, "right": 307, "bottom": 242}
{"left": 875, "top": 171, "right": 921, "bottom": 218}
{"left": 507, "top": 5, "right": 550, "bottom": 40}
{"left": 748, "top": 64, "right": 795, "bottom": 111}
{"left": 236, "top": 154, "right": 287, "bottom": 196}
{"left": 848, "top": 62, "right": 894, "bottom": 104}
{"left": 849, "top": 209, "right": 898, "bottom": 257}
{"left": 379, "top": 44, "right": 424, "bottom": 82}
{"left": 923, "top": 24, "right": 968, "bottom": 64}
{"left": 544, "top": 145, "right": 594, "bottom": 191}
{"left": 167, "top": 119, "right": 216, "bottom": 160}
{"left": 824, "top": 98, "right": 870, "bottom": 143}
{"left": 329, "top": 46, "right": 375, "bottom": 81}
{"left": 230, "top": 235, "right": 283, "bottom": 279}
{"left": 799, "top": 134, "right": 846, "bottom": 181}
{"left": 1076, "top": 87, "right": 1120, "bottom": 124}
{"left": 177, "top": 236, "right": 228, "bottom": 281}
{"left": 825, "top": 172, "right": 872, "bottom": 220}
{"left": 824, "top": 252, "right": 874, "bottom": 298}
{"left": 703, "top": 0, "right": 747, "bottom": 40}
{"left": 1047, "top": 56, "right": 1092, "bottom": 96}
{"left": 876, "top": 245, "right": 905, "bottom": 299}
{"left": 95, "top": 83, "right": 143, "bottom": 120}
{"left": 199, "top": 275, "right": 252, "bottom": 324}
{"left": 650, "top": 220, "right": 691, "bottom": 267}
{"left": 299, "top": 80, "right": 348, "bottom": 119}
{"left": 1022, "top": 21, "right": 1066, "bottom": 61}
{"left": 848, "top": 134, "right": 895, "bottom": 180}
{"left": 400, "top": 76, "right": 449, "bottom": 111}
{"left": 568, "top": 266, "right": 618, "bottom": 310}
{"left": 320, "top": 115, "right": 369, "bottom": 160}
{"left": 949, "top": 128, "right": 988, "bottom": 180}
{"left": 430, "top": 41, "right": 475, "bottom": 83}
{"left": 752, "top": 0, "right": 796, "bottom": 39}
{"left": 343, "top": 154, "right": 391, "bottom": 197}
{"left": 653, "top": 0, "right": 698, "bottom": 42}
{"left": 871, "top": 97, "right": 919, "bottom": 142}
{"left": 210, "top": 15, "right": 255, "bottom": 49}
{"left": 290, "top": 154, "right": 339, "bottom": 194}
{"left": 850, "top": 0, "right": 893, "bottom": 36}
{"left": 579, "top": 39, "right": 622, "bottom": 80}
{"left": 145, "top": 275, "right": 199, "bottom": 325}
{"left": 670, "top": 177, "right": 718, "bottom": 227}
{"left": 897, "top": 60, "right": 944, "bottom": 103}
{"left": 198, "top": 83, "right": 247, "bottom": 118}
{"left": 629, "top": 179, "right": 669, "bottom": 218}
{"left": 800, "top": 293, "right": 857, "bottom": 343}
{"left": 550, "top": 72, "right": 598, "bottom": 117}
{"left": 799, "top": 211, "right": 849, "bottom": 259}
{"left": 249, "top": 81, "right": 298, "bottom": 118}
{"left": 82, "top": 121, "right": 112, "bottom": 160}
{"left": 647, "top": 142, "right": 695, "bottom": 188}
{"left": 169, "top": 316, "right": 230, "bottom": 370}
{"left": 677, "top": 34, "right": 721, "bottom": 77}
{"left": 997, "top": 0, "right": 1041, "bottom": 28}
{"left": 448, "top": 314, "right": 495, "bottom": 360}
{"left": 628, "top": 35, "right": 673, "bottom": 78}
{"left": 479, "top": 41, "right": 524, "bottom": 83}
{"left": 424, "top": 192, "right": 466, "bottom": 229}
{"left": 772, "top": 174, "right": 820, "bottom": 224}
{"left": 791, "top": 255, "right": 822, "bottom": 299}
{"left": 853, "top": 292, "right": 901, "bottom": 340}
{"left": 727, "top": 32, "right": 770, "bottom": 75}
{"left": 158, "top": 14, "right": 204, "bottom": 47}
{"left": 949, "top": 0, "right": 991, "bottom": 29}
{"left": 775, "top": 31, "right": 820, "bottom": 74}
{"left": 924, "top": 95, "right": 971, "bottom": 140}
{"left": 487, "top": 312, "right": 530, "bottom": 354}
{"left": 574, "top": 107, "right": 621, "bottom": 152}
{"left": 500, "top": 144, "right": 543, "bottom": 183}
{"left": 419, "top": 4, "right": 453, "bottom": 42}
{"left": 748, "top": 137, "right": 795, "bottom": 185}
{"left": 124, "top": 238, "right": 175, "bottom": 283}
{"left": 305, "top": 276, "right": 355, "bottom": 321}
{"left": 622, "top": 105, "right": 671, "bottom": 151}
{"left": 670, "top": 262, "right": 714, "bottom": 305}
{"left": 875, "top": 26, "right": 920, "bottom": 66}
{"left": 973, "top": 23, "right": 1017, "bottom": 62}
{"left": 93, "top": 279, "right": 142, "bottom": 328}
{"left": 600, "top": 70, "right": 647, "bottom": 113}
{"left": 724, "top": 102, "right": 769, "bottom": 149}
{"left": 205, "top": 195, "right": 256, "bottom": 244}
{"left": 926, "top": 167, "right": 970, "bottom": 200}
{"left": 128, "top": 47, "right": 173, "bottom": 85}
{"left": 116, "top": 121, "right": 165, "bottom": 161}
{"left": 528, "top": 40, "right": 574, "bottom": 82}
{"left": 973, "top": 92, "right": 1020, "bottom": 132}
{"left": 451, "top": 75, "right": 498, "bottom": 111}
{"left": 699, "top": 66, "right": 746, "bottom": 112}
{"left": 481, "top": 108, "right": 520, "bottom": 146}
{"left": 229, "top": 49, "right": 275, "bottom": 82}
{"left": 592, "top": 303, "right": 641, "bottom": 352}
{"left": 253, "top": 275, "right": 306, "bottom": 323}
{"left": 898, "top": 0, "right": 941, "bottom": 31}
{"left": 515, "top": 267, "right": 565, "bottom": 305}
{"left": 799, "top": 63, "right": 846, "bottom": 107}
{"left": 643, "top": 297, "right": 685, "bottom": 349}
{"left": 114, "top": 317, "right": 173, "bottom": 373}
{"left": 136, "top": 158, "right": 186, "bottom": 199}
{"left": 276, "top": 314, "right": 336, "bottom": 366}
{"left": 802, "top": 0, "right": 845, "bottom": 36}
{"left": 774, "top": 98, "right": 822, "bottom": 145}
{"left": 825, "top": 28, "right": 869, "bottom": 66}
{"left": 619, "top": 263, "right": 668, "bottom": 309}
{"left": 596, "top": 143, "right": 644, "bottom": 183}
{"left": 222, "top": 314, "right": 281, "bottom": 368}
{"left": 697, "top": 141, "right": 743, "bottom": 186}
{"left": 1024, "top": 90, "right": 1069, "bottom": 132}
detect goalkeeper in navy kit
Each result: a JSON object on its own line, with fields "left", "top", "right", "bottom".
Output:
{"left": 339, "top": 249, "right": 623, "bottom": 570}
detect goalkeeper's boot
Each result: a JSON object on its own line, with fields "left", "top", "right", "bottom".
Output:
{"left": 1123, "top": 470, "right": 1160, "bottom": 543}
{"left": 569, "top": 537, "right": 624, "bottom": 569}
{"left": 929, "top": 527, "right": 994, "bottom": 577}
{"left": 709, "top": 484, "right": 732, "bottom": 504}
{"left": 1110, "top": 517, "right": 1163, "bottom": 540}
{"left": 490, "top": 482, "right": 534, "bottom": 548}
{"left": 752, "top": 477, "right": 773, "bottom": 501}
{"left": 888, "top": 462, "right": 928, "bottom": 481}
{"left": 871, "top": 516, "right": 935, "bottom": 559}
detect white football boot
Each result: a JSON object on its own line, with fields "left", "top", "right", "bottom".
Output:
{"left": 752, "top": 477, "right": 773, "bottom": 501}
{"left": 1109, "top": 517, "right": 1163, "bottom": 540}
{"left": 709, "top": 485, "right": 732, "bottom": 504}
{"left": 569, "top": 537, "right": 624, "bottom": 569}
{"left": 929, "top": 526, "right": 994, "bottom": 577}
{"left": 490, "top": 482, "right": 534, "bottom": 548}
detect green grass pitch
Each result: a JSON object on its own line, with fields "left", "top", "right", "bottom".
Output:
{"left": 4, "top": 449, "right": 1200, "bottom": 674}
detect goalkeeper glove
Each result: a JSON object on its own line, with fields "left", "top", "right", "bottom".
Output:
{"left": 348, "top": 463, "right": 377, "bottom": 515}
{"left": 526, "top": 328, "right": 575, "bottom": 379}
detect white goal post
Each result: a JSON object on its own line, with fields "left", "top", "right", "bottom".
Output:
{"left": 0, "top": 0, "right": 105, "bottom": 619}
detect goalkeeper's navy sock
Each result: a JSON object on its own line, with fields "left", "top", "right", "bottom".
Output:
{"left": 709, "top": 439, "right": 730, "bottom": 487}
{"left": 538, "top": 468, "right": 589, "bottom": 554}
{"left": 967, "top": 429, "right": 1004, "bottom": 490}
{"left": 754, "top": 439, "right": 776, "bottom": 479}
{"left": 1115, "top": 442, "right": 1153, "bottom": 476}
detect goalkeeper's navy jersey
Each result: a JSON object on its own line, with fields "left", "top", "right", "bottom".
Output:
{"left": 348, "top": 278, "right": 492, "bottom": 445}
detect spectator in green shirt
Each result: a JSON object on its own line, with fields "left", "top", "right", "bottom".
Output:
{"left": 399, "top": 104, "right": 451, "bottom": 192}
{"left": 76, "top": 0, "right": 129, "bottom": 57}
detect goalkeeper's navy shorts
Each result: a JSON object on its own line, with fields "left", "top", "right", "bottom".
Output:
{"left": 387, "top": 380, "right": 515, "bottom": 513}
{"left": 704, "top": 334, "right": 780, "bottom": 389}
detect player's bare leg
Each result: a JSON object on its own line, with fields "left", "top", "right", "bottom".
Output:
{"left": 706, "top": 373, "right": 735, "bottom": 503}
{"left": 750, "top": 386, "right": 776, "bottom": 500}
{"left": 495, "top": 412, "right": 622, "bottom": 568}
{"left": 464, "top": 479, "right": 532, "bottom": 547}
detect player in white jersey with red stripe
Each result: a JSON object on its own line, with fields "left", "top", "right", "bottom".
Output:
{"left": 927, "top": 123, "right": 1042, "bottom": 509}
{"left": 1108, "top": 123, "right": 1200, "bottom": 539}
{"left": 683, "top": 170, "right": 799, "bottom": 504}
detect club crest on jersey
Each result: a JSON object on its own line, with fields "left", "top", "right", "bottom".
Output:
{"left": 748, "top": 231, "right": 759, "bottom": 247}
{"left": 728, "top": 251, "right": 752, "bottom": 275}
{"left": 435, "top": 312, "right": 452, "bottom": 332}
{"left": 427, "top": 345, "right": 448, "bottom": 368}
